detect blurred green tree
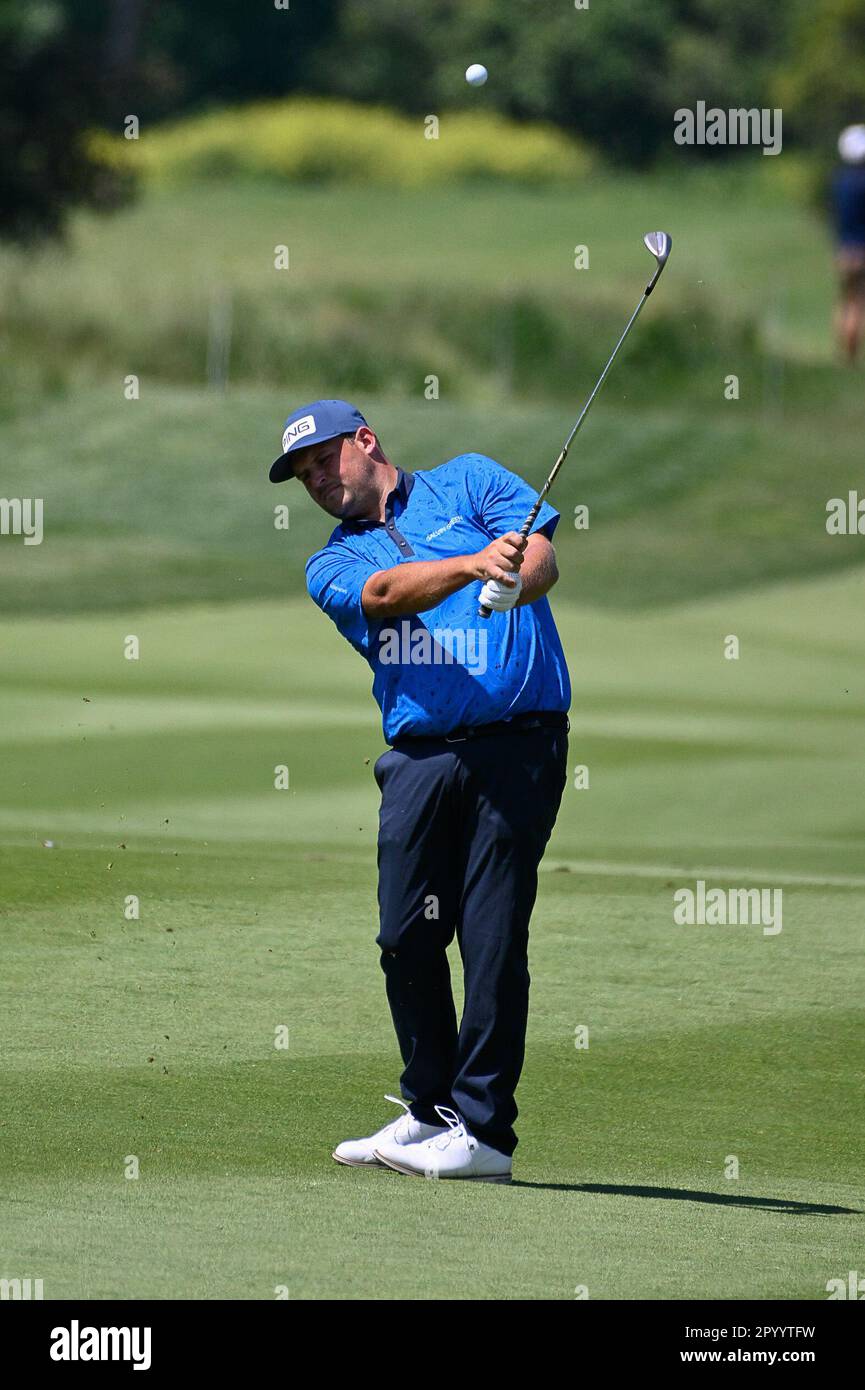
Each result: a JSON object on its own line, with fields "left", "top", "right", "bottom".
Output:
{"left": 669, "top": 1, "right": 797, "bottom": 114}
{"left": 313, "top": 0, "right": 675, "bottom": 165}
{"left": 774, "top": 0, "right": 865, "bottom": 153}
{"left": 0, "top": 0, "right": 134, "bottom": 240}
{"left": 136, "top": 0, "right": 338, "bottom": 120}
{"left": 313, "top": 0, "right": 799, "bottom": 166}
{"left": 0, "top": 0, "right": 339, "bottom": 241}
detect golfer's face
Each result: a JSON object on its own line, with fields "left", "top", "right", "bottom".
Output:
{"left": 293, "top": 432, "right": 373, "bottom": 519}
{"left": 293, "top": 436, "right": 351, "bottom": 515}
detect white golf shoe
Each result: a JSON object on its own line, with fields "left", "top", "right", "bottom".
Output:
{"left": 375, "top": 1105, "right": 513, "bottom": 1183}
{"left": 332, "top": 1095, "right": 447, "bottom": 1168}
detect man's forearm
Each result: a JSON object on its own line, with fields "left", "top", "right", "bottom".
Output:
{"left": 516, "top": 537, "right": 559, "bottom": 605}
{"left": 362, "top": 533, "right": 559, "bottom": 619}
{"left": 362, "top": 555, "right": 476, "bottom": 619}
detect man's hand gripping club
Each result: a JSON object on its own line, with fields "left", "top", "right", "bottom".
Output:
{"left": 474, "top": 532, "right": 525, "bottom": 613}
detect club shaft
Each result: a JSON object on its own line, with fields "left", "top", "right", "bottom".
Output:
{"left": 478, "top": 292, "right": 649, "bottom": 614}
{"left": 553, "top": 292, "right": 649, "bottom": 478}
{"left": 478, "top": 252, "right": 667, "bottom": 617}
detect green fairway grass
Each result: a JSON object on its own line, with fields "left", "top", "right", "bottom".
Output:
{"left": 1, "top": 571, "right": 863, "bottom": 1299}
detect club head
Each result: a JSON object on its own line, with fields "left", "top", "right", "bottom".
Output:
{"left": 644, "top": 230, "right": 672, "bottom": 266}
{"left": 643, "top": 231, "right": 672, "bottom": 293}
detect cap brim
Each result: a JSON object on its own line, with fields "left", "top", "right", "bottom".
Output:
{"left": 269, "top": 452, "right": 297, "bottom": 483}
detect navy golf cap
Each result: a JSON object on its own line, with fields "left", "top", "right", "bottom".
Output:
{"left": 269, "top": 399, "right": 368, "bottom": 482}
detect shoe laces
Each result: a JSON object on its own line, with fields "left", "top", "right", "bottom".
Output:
{"left": 431, "top": 1104, "right": 476, "bottom": 1152}
{"left": 383, "top": 1093, "right": 411, "bottom": 1131}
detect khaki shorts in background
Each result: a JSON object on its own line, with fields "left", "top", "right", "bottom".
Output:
{"left": 837, "top": 245, "right": 865, "bottom": 298}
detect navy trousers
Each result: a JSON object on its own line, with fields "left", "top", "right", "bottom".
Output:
{"left": 373, "top": 720, "right": 568, "bottom": 1157}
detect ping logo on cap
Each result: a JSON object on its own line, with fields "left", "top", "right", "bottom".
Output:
{"left": 282, "top": 414, "right": 316, "bottom": 453}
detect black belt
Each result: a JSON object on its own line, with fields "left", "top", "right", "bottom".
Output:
{"left": 391, "top": 710, "right": 569, "bottom": 747}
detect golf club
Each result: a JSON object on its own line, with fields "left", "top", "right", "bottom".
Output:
{"left": 479, "top": 230, "right": 673, "bottom": 617}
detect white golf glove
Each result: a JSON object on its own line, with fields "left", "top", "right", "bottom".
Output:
{"left": 479, "top": 572, "right": 522, "bottom": 612}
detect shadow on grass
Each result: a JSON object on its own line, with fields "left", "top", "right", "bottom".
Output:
{"left": 510, "top": 1182, "right": 860, "bottom": 1215}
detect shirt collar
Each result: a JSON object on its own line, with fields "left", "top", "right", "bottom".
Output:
{"left": 390, "top": 467, "right": 414, "bottom": 504}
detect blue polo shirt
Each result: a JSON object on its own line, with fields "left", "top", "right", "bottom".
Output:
{"left": 305, "top": 453, "right": 571, "bottom": 741}
{"left": 833, "top": 165, "right": 865, "bottom": 247}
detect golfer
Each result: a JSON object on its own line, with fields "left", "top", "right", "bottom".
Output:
{"left": 270, "top": 400, "right": 571, "bottom": 1182}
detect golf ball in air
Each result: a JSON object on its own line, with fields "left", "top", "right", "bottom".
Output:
{"left": 465, "top": 64, "right": 488, "bottom": 87}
